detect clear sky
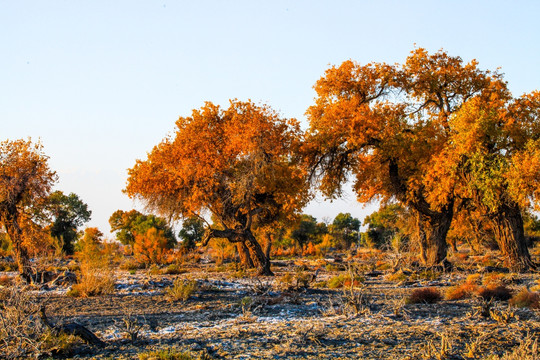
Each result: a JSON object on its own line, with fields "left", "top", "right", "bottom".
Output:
{"left": 2, "top": 1, "right": 539, "bottom": 236}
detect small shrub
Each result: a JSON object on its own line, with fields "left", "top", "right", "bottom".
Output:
{"left": 509, "top": 288, "right": 540, "bottom": 309}
{"left": 70, "top": 228, "right": 115, "bottom": 297}
{"left": 375, "top": 261, "right": 391, "bottom": 270}
{"left": 120, "top": 313, "right": 146, "bottom": 342}
{"left": 477, "top": 285, "right": 512, "bottom": 301}
{"left": 240, "top": 296, "right": 253, "bottom": 311}
{"left": 163, "top": 264, "right": 186, "bottom": 275}
{"left": 294, "top": 271, "right": 313, "bottom": 289}
{"left": 445, "top": 282, "right": 479, "bottom": 300}
{"left": 466, "top": 273, "right": 482, "bottom": 284}
{"left": 120, "top": 258, "right": 143, "bottom": 271}
{"left": 148, "top": 264, "right": 161, "bottom": 275}
{"left": 312, "top": 280, "right": 327, "bottom": 288}
{"left": 67, "top": 272, "right": 115, "bottom": 298}
{"left": 302, "top": 242, "right": 318, "bottom": 257}
{"left": 327, "top": 274, "right": 364, "bottom": 289}
{"left": 40, "top": 329, "right": 80, "bottom": 356}
{"left": 133, "top": 228, "right": 171, "bottom": 265}
{"left": 406, "top": 287, "right": 442, "bottom": 304}
{"left": 482, "top": 272, "right": 505, "bottom": 287}
{"left": 445, "top": 285, "right": 470, "bottom": 301}
{"left": 530, "top": 279, "right": 540, "bottom": 292}
{"left": 138, "top": 347, "right": 196, "bottom": 360}
{"left": 489, "top": 306, "right": 517, "bottom": 325}
{"left": 166, "top": 279, "right": 198, "bottom": 302}
{"left": 411, "top": 269, "right": 441, "bottom": 281}
{"left": 325, "top": 263, "right": 343, "bottom": 272}
{"left": 277, "top": 272, "right": 294, "bottom": 287}
{"left": 445, "top": 274, "right": 485, "bottom": 300}
{"left": 386, "top": 269, "right": 408, "bottom": 283}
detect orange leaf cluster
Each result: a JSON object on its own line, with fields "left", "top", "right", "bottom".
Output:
{"left": 126, "top": 100, "right": 309, "bottom": 230}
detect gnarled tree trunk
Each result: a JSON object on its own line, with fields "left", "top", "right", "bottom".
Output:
{"left": 236, "top": 242, "right": 255, "bottom": 269}
{"left": 245, "top": 230, "right": 273, "bottom": 276}
{"left": 389, "top": 159, "right": 454, "bottom": 269}
{"left": 489, "top": 203, "right": 535, "bottom": 272}
{"left": 415, "top": 206, "right": 453, "bottom": 269}
{"left": 203, "top": 228, "right": 273, "bottom": 276}
{"left": 2, "top": 211, "right": 33, "bottom": 281}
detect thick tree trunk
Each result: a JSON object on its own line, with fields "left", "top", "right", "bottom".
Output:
{"left": 236, "top": 242, "right": 255, "bottom": 269}
{"left": 3, "top": 213, "right": 33, "bottom": 281}
{"left": 416, "top": 208, "right": 453, "bottom": 268}
{"left": 489, "top": 203, "right": 535, "bottom": 272}
{"left": 264, "top": 232, "right": 272, "bottom": 260}
{"left": 245, "top": 230, "right": 273, "bottom": 276}
{"left": 203, "top": 227, "right": 273, "bottom": 276}
{"left": 389, "top": 158, "right": 453, "bottom": 269}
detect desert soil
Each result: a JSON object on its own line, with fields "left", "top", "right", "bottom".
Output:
{"left": 26, "top": 258, "right": 540, "bottom": 360}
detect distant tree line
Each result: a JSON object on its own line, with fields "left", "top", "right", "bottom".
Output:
{"left": 1, "top": 48, "right": 539, "bottom": 279}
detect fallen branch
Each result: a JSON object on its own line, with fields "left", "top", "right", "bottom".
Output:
{"left": 39, "top": 306, "right": 106, "bottom": 347}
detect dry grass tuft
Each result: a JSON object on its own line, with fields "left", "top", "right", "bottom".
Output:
{"left": 445, "top": 274, "right": 511, "bottom": 301}
{"left": 68, "top": 232, "right": 116, "bottom": 298}
{"left": 509, "top": 288, "right": 540, "bottom": 309}
{"left": 166, "top": 279, "right": 198, "bottom": 302}
{"left": 0, "top": 287, "right": 79, "bottom": 358}
{"left": 477, "top": 285, "right": 513, "bottom": 301}
{"left": 485, "top": 334, "right": 538, "bottom": 360}
{"left": 162, "top": 264, "right": 187, "bottom": 275}
{"left": 119, "top": 258, "right": 144, "bottom": 271}
{"left": 445, "top": 282, "right": 477, "bottom": 300}
{"left": 386, "top": 269, "right": 409, "bottom": 283}
{"left": 0, "top": 274, "right": 13, "bottom": 287}
{"left": 67, "top": 266, "right": 115, "bottom": 298}
{"left": 138, "top": 347, "right": 199, "bottom": 360}
{"left": 327, "top": 273, "right": 364, "bottom": 289}
{"left": 406, "top": 287, "right": 442, "bottom": 304}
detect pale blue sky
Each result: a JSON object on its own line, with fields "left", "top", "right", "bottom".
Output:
{"left": 2, "top": 1, "right": 539, "bottom": 235}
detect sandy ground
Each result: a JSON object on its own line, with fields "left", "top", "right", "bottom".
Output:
{"left": 22, "top": 259, "right": 540, "bottom": 360}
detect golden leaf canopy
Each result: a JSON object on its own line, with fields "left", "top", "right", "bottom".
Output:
{"left": 126, "top": 100, "right": 309, "bottom": 227}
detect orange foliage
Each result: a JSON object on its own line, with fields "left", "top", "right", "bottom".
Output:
{"left": 126, "top": 100, "right": 309, "bottom": 275}
{"left": 306, "top": 49, "right": 498, "bottom": 207}
{"left": 302, "top": 242, "right": 317, "bottom": 257}
{"left": 445, "top": 282, "right": 479, "bottom": 301}
{"left": 272, "top": 246, "right": 295, "bottom": 258}
{"left": 304, "top": 48, "right": 501, "bottom": 266}
{"left": 126, "top": 100, "right": 308, "bottom": 224}
{"left": 133, "top": 228, "right": 170, "bottom": 265}
{"left": 0, "top": 139, "right": 57, "bottom": 275}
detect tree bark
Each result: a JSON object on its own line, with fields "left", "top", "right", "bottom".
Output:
{"left": 450, "top": 237, "right": 458, "bottom": 253}
{"left": 245, "top": 230, "right": 273, "bottom": 276}
{"left": 2, "top": 211, "right": 33, "bottom": 281}
{"left": 264, "top": 232, "right": 272, "bottom": 260}
{"left": 415, "top": 207, "right": 453, "bottom": 268}
{"left": 489, "top": 203, "right": 535, "bottom": 272}
{"left": 236, "top": 242, "right": 254, "bottom": 269}
{"left": 203, "top": 227, "right": 273, "bottom": 275}
{"left": 389, "top": 158, "right": 454, "bottom": 269}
